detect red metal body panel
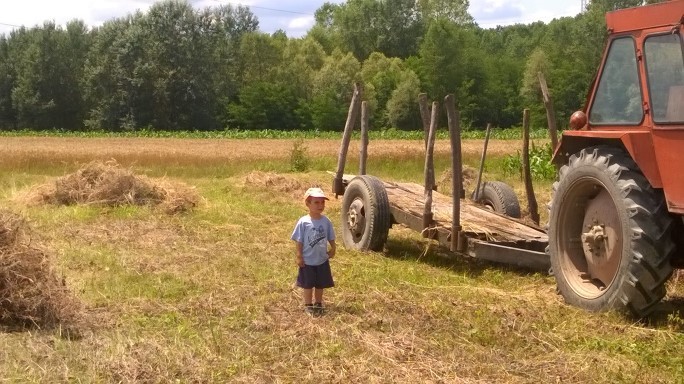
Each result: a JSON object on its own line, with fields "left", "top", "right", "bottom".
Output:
{"left": 653, "top": 130, "right": 684, "bottom": 213}
{"left": 556, "top": 1, "right": 684, "bottom": 214}
{"left": 557, "top": 130, "right": 663, "bottom": 188}
{"left": 606, "top": 1, "right": 684, "bottom": 33}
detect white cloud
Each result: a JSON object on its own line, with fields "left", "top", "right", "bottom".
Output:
{"left": 0, "top": 0, "right": 156, "bottom": 34}
{"left": 288, "top": 16, "right": 314, "bottom": 30}
{"left": 470, "top": 0, "right": 580, "bottom": 28}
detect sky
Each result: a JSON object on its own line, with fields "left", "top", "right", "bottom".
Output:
{"left": 0, "top": 0, "right": 583, "bottom": 38}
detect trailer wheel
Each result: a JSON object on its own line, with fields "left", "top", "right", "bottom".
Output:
{"left": 473, "top": 181, "right": 521, "bottom": 218}
{"left": 341, "top": 175, "right": 391, "bottom": 252}
{"left": 549, "top": 146, "right": 674, "bottom": 318}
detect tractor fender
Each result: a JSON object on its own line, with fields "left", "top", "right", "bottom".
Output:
{"left": 552, "top": 131, "right": 662, "bottom": 188}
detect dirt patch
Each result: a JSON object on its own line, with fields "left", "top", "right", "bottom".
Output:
{"left": 21, "top": 160, "right": 200, "bottom": 214}
{"left": 0, "top": 210, "right": 83, "bottom": 332}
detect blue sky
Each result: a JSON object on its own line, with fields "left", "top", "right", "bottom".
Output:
{"left": 0, "top": 0, "right": 582, "bottom": 37}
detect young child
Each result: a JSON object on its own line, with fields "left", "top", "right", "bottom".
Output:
{"left": 290, "top": 187, "right": 336, "bottom": 315}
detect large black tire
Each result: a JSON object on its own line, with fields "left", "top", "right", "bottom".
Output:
{"left": 473, "top": 181, "right": 521, "bottom": 218}
{"left": 341, "top": 175, "right": 391, "bottom": 251}
{"left": 549, "top": 146, "right": 674, "bottom": 318}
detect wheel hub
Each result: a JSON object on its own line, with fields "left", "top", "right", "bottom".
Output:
{"left": 582, "top": 224, "right": 606, "bottom": 258}
{"left": 347, "top": 199, "right": 366, "bottom": 239}
{"left": 578, "top": 189, "right": 621, "bottom": 292}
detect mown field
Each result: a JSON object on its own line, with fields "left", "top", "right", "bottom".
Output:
{"left": 1, "top": 136, "right": 684, "bottom": 383}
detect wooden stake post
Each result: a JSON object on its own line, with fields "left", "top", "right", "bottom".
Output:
{"left": 359, "top": 101, "right": 369, "bottom": 175}
{"left": 538, "top": 72, "right": 559, "bottom": 150}
{"left": 422, "top": 102, "right": 439, "bottom": 237}
{"left": 473, "top": 123, "right": 492, "bottom": 201}
{"left": 333, "top": 83, "right": 362, "bottom": 196}
{"left": 445, "top": 95, "right": 464, "bottom": 252}
{"left": 418, "top": 93, "right": 431, "bottom": 149}
{"left": 522, "top": 109, "right": 540, "bottom": 225}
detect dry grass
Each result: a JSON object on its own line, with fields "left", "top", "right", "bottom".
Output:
{"left": 0, "top": 137, "right": 534, "bottom": 168}
{"left": 0, "top": 137, "right": 682, "bottom": 383}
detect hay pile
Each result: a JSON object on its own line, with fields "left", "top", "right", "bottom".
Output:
{"left": 438, "top": 165, "right": 477, "bottom": 193}
{"left": 0, "top": 210, "right": 82, "bottom": 330}
{"left": 25, "top": 161, "right": 200, "bottom": 214}
{"left": 244, "top": 171, "right": 311, "bottom": 199}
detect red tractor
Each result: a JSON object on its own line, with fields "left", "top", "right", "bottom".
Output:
{"left": 549, "top": 0, "right": 684, "bottom": 317}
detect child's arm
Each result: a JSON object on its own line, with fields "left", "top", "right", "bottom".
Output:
{"left": 295, "top": 241, "right": 304, "bottom": 267}
{"left": 328, "top": 240, "right": 336, "bottom": 259}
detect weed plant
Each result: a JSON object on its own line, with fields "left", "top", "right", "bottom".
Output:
{"left": 503, "top": 142, "right": 556, "bottom": 181}
{"left": 289, "top": 139, "right": 310, "bottom": 172}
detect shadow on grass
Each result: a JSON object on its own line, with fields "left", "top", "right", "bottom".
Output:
{"left": 384, "top": 235, "right": 547, "bottom": 279}
{"left": 384, "top": 232, "right": 684, "bottom": 333}
{"left": 645, "top": 297, "right": 684, "bottom": 331}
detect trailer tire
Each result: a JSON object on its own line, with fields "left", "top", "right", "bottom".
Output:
{"left": 549, "top": 146, "right": 674, "bottom": 318}
{"left": 473, "top": 181, "right": 521, "bottom": 218}
{"left": 341, "top": 175, "right": 391, "bottom": 252}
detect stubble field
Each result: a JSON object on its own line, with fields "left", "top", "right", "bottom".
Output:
{"left": 0, "top": 136, "right": 683, "bottom": 383}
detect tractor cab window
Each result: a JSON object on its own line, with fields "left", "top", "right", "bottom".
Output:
{"left": 589, "top": 37, "right": 643, "bottom": 125}
{"left": 645, "top": 33, "right": 684, "bottom": 124}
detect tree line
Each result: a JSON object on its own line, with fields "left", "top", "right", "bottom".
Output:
{"left": 0, "top": 0, "right": 656, "bottom": 132}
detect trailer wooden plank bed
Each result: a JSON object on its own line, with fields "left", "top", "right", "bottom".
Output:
{"left": 333, "top": 92, "right": 549, "bottom": 271}
{"left": 340, "top": 174, "right": 550, "bottom": 270}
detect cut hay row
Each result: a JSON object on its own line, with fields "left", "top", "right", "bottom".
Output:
{"left": 1, "top": 161, "right": 201, "bottom": 331}
{"left": 21, "top": 160, "right": 200, "bottom": 214}
{"left": 0, "top": 210, "right": 82, "bottom": 332}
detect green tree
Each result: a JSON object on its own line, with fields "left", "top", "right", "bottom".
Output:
{"left": 11, "top": 22, "right": 90, "bottom": 130}
{"left": 83, "top": 16, "right": 143, "bottom": 130}
{"left": 520, "top": 48, "right": 550, "bottom": 127}
{"left": 308, "top": 49, "right": 361, "bottom": 130}
{"left": 307, "top": 3, "right": 343, "bottom": 54}
{"left": 361, "top": 52, "right": 421, "bottom": 128}
{"left": 331, "top": 0, "right": 380, "bottom": 60}
{"left": 386, "top": 70, "right": 422, "bottom": 129}
{"left": 237, "top": 32, "right": 284, "bottom": 85}
{"left": 279, "top": 38, "right": 327, "bottom": 129}
{"left": 417, "top": 0, "right": 473, "bottom": 25}
{"left": 84, "top": 0, "right": 257, "bottom": 131}
{"left": 0, "top": 35, "right": 17, "bottom": 129}
{"left": 417, "top": 19, "right": 485, "bottom": 125}
{"left": 227, "top": 81, "right": 299, "bottom": 129}
{"left": 314, "top": 0, "right": 425, "bottom": 60}
{"left": 141, "top": 0, "right": 215, "bottom": 130}
{"left": 198, "top": 4, "right": 259, "bottom": 127}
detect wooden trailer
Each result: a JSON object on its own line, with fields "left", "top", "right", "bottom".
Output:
{"left": 333, "top": 91, "right": 549, "bottom": 270}
{"left": 337, "top": 174, "right": 549, "bottom": 270}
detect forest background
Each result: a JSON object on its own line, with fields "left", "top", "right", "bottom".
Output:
{"left": 0, "top": 0, "right": 663, "bottom": 133}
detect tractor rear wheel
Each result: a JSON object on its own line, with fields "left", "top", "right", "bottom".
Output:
{"left": 341, "top": 175, "right": 391, "bottom": 252}
{"left": 549, "top": 146, "right": 674, "bottom": 317}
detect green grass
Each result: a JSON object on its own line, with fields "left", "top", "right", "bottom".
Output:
{"left": 1, "top": 138, "right": 683, "bottom": 383}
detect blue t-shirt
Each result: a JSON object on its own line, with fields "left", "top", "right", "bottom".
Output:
{"left": 291, "top": 215, "right": 336, "bottom": 266}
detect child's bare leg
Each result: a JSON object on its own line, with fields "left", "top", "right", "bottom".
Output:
{"left": 302, "top": 288, "right": 313, "bottom": 305}
{"left": 314, "top": 288, "right": 324, "bottom": 305}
